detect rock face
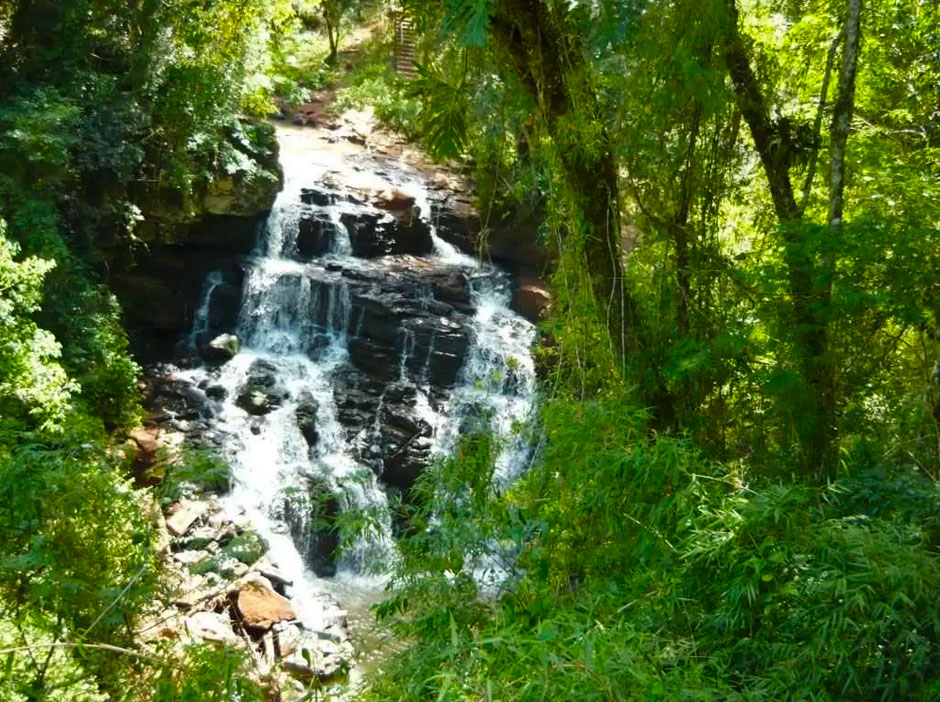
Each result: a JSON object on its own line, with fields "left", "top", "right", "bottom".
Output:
{"left": 113, "top": 122, "right": 282, "bottom": 363}
{"left": 296, "top": 213, "right": 337, "bottom": 258}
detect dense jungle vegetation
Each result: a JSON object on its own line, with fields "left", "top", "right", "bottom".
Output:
{"left": 0, "top": 0, "right": 938, "bottom": 699}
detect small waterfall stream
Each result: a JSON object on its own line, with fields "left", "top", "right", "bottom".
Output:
{"left": 173, "top": 125, "right": 537, "bottom": 679}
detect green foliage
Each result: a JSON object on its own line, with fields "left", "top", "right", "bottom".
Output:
{"left": 441, "top": 0, "right": 494, "bottom": 47}
{"left": 368, "top": 397, "right": 940, "bottom": 700}
{"left": 0, "top": 220, "right": 75, "bottom": 430}
{"left": 332, "top": 40, "right": 422, "bottom": 136}
{"left": 0, "top": 3, "right": 294, "bottom": 697}
{"left": 360, "top": 3, "right": 940, "bottom": 695}
{"left": 411, "top": 61, "right": 469, "bottom": 160}
{"left": 222, "top": 531, "right": 266, "bottom": 566}
{"left": 149, "top": 644, "right": 266, "bottom": 702}
{"left": 156, "top": 449, "right": 234, "bottom": 507}
{"left": 0, "top": 419, "right": 161, "bottom": 699}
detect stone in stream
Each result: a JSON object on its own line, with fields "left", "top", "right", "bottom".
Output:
{"left": 281, "top": 477, "right": 341, "bottom": 577}
{"left": 205, "top": 384, "right": 228, "bottom": 401}
{"left": 200, "top": 333, "right": 240, "bottom": 362}
{"left": 236, "top": 359, "right": 290, "bottom": 416}
{"left": 340, "top": 211, "right": 433, "bottom": 258}
{"left": 295, "top": 392, "right": 320, "bottom": 448}
{"left": 281, "top": 632, "right": 352, "bottom": 682}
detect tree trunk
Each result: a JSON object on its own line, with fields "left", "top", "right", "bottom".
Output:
{"left": 719, "top": 0, "right": 835, "bottom": 476}
{"left": 674, "top": 106, "right": 702, "bottom": 338}
{"left": 489, "top": 0, "right": 633, "bottom": 365}
{"left": 810, "top": 0, "right": 862, "bottom": 480}
{"left": 324, "top": 2, "right": 339, "bottom": 65}
{"left": 828, "top": 0, "right": 862, "bottom": 231}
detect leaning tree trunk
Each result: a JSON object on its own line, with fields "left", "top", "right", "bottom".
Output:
{"left": 719, "top": 0, "right": 836, "bottom": 477}
{"left": 489, "top": 0, "right": 634, "bottom": 366}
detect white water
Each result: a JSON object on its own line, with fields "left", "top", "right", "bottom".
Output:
{"left": 175, "top": 125, "right": 537, "bottom": 648}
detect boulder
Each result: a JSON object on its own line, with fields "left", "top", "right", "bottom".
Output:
{"left": 185, "top": 611, "right": 240, "bottom": 646}
{"left": 166, "top": 500, "right": 209, "bottom": 537}
{"left": 205, "top": 384, "right": 228, "bottom": 401}
{"left": 235, "top": 575, "right": 296, "bottom": 631}
{"left": 275, "top": 622, "right": 304, "bottom": 657}
{"left": 236, "top": 359, "right": 289, "bottom": 416}
{"left": 201, "top": 333, "right": 240, "bottom": 362}
{"left": 281, "top": 633, "right": 351, "bottom": 682}
{"left": 295, "top": 393, "right": 320, "bottom": 448}
{"left": 511, "top": 283, "right": 551, "bottom": 323}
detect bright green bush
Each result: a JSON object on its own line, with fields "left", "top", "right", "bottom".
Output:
{"left": 367, "top": 396, "right": 940, "bottom": 700}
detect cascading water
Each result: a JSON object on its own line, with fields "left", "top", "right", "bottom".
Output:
{"left": 175, "top": 124, "right": 537, "bottom": 671}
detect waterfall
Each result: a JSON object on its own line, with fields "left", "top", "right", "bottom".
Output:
{"left": 175, "top": 125, "right": 537, "bottom": 632}
{"left": 189, "top": 271, "right": 224, "bottom": 350}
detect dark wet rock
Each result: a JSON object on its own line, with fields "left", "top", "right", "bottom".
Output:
{"left": 403, "top": 317, "right": 470, "bottom": 387}
{"left": 340, "top": 211, "right": 432, "bottom": 258}
{"left": 295, "top": 393, "right": 320, "bottom": 447}
{"left": 432, "top": 270, "right": 474, "bottom": 313}
{"left": 329, "top": 371, "right": 439, "bottom": 490}
{"left": 372, "top": 188, "right": 416, "bottom": 212}
{"left": 205, "top": 384, "right": 228, "bottom": 401}
{"left": 297, "top": 212, "right": 336, "bottom": 258}
{"left": 143, "top": 372, "right": 213, "bottom": 424}
{"left": 206, "top": 280, "right": 244, "bottom": 336}
{"left": 379, "top": 401, "right": 434, "bottom": 489}
{"left": 300, "top": 187, "right": 337, "bottom": 207}
{"left": 385, "top": 212, "right": 434, "bottom": 257}
{"left": 282, "top": 477, "right": 341, "bottom": 577}
{"left": 512, "top": 282, "right": 552, "bottom": 323}
{"left": 200, "top": 333, "right": 240, "bottom": 362}
{"left": 236, "top": 360, "right": 289, "bottom": 416}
